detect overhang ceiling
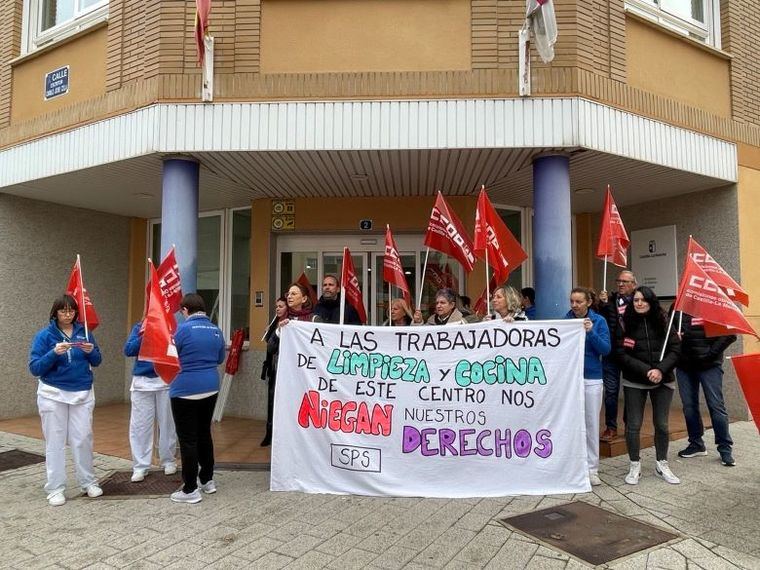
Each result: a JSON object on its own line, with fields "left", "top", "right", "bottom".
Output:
{"left": 0, "top": 147, "right": 733, "bottom": 219}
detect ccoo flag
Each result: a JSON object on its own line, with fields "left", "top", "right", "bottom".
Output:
{"left": 673, "top": 255, "right": 757, "bottom": 338}
{"left": 383, "top": 225, "right": 411, "bottom": 303}
{"left": 473, "top": 187, "right": 527, "bottom": 282}
{"left": 595, "top": 186, "right": 630, "bottom": 268}
{"left": 729, "top": 353, "right": 760, "bottom": 434}
{"left": 139, "top": 262, "right": 180, "bottom": 383}
{"left": 341, "top": 247, "right": 368, "bottom": 324}
{"left": 65, "top": 255, "right": 100, "bottom": 333}
{"left": 423, "top": 192, "right": 477, "bottom": 273}
{"left": 687, "top": 237, "right": 749, "bottom": 307}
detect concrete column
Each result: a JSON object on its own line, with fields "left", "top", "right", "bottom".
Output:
{"left": 161, "top": 158, "right": 199, "bottom": 293}
{"left": 532, "top": 155, "right": 572, "bottom": 319}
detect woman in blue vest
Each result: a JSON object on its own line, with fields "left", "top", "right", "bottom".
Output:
{"left": 29, "top": 294, "right": 104, "bottom": 506}
{"left": 169, "top": 293, "right": 226, "bottom": 504}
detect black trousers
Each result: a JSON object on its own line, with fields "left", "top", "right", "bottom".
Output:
{"left": 265, "top": 373, "right": 277, "bottom": 434}
{"left": 171, "top": 394, "right": 217, "bottom": 493}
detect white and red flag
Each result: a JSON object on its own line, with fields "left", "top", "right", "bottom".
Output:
{"left": 473, "top": 187, "right": 527, "bottom": 283}
{"left": 673, "top": 255, "right": 757, "bottom": 338}
{"left": 341, "top": 247, "right": 368, "bottom": 325}
{"left": 139, "top": 262, "right": 180, "bottom": 384}
{"left": 596, "top": 186, "right": 630, "bottom": 268}
{"left": 687, "top": 237, "right": 749, "bottom": 307}
{"left": 65, "top": 255, "right": 100, "bottom": 334}
{"left": 195, "top": 0, "right": 212, "bottom": 65}
{"left": 383, "top": 225, "right": 411, "bottom": 303}
{"left": 423, "top": 192, "right": 477, "bottom": 273}
{"left": 729, "top": 353, "right": 760, "bottom": 434}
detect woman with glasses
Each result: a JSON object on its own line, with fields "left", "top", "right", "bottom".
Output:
{"left": 29, "top": 294, "right": 104, "bottom": 506}
{"left": 169, "top": 293, "right": 226, "bottom": 504}
{"left": 616, "top": 286, "right": 681, "bottom": 486}
{"left": 412, "top": 288, "right": 467, "bottom": 325}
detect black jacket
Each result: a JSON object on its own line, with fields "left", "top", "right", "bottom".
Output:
{"left": 673, "top": 311, "right": 736, "bottom": 371}
{"left": 313, "top": 294, "right": 362, "bottom": 325}
{"left": 616, "top": 313, "right": 681, "bottom": 386}
{"left": 260, "top": 321, "right": 280, "bottom": 383}
{"left": 599, "top": 292, "right": 633, "bottom": 342}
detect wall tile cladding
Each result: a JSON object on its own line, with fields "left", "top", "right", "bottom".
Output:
{"left": 471, "top": 0, "right": 625, "bottom": 81}
{"left": 721, "top": 0, "right": 760, "bottom": 127}
{"left": 0, "top": 0, "right": 22, "bottom": 127}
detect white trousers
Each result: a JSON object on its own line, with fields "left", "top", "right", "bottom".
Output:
{"left": 129, "top": 389, "right": 177, "bottom": 471}
{"left": 584, "top": 382, "right": 604, "bottom": 474}
{"left": 37, "top": 395, "right": 96, "bottom": 494}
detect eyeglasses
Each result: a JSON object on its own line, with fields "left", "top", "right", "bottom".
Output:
{"left": 615, "top": 280, "right": 634, "bottom": 284}
{"left": 57, "top": 308, "right": 76, "bottom": 314}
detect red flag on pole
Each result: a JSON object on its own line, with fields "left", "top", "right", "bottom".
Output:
{"left": 157, "top": 247, "right": 183, "bottom": 316}
{"left": 65, "top": 255, "right": 99, "bottom": 332}
{"left": 442, "top": 263, "right": 459, "bottom": 292}
{"left": 296, "top": 272, "right": 318, "bottom": 308}
{"left": 673, "top": 256, "right": 757, "bottom": 338}
{"left": 687, "top": 237, "right": 749, "bottom": 307}
{"left": 473, "top": 187, "right": 528, "bottom": 282}
{"left": 729, "top": 353, "right": 760, "bottom": 433}
{"left": 195, "top": 0, "right": 212, "bottom": 65}
{"left": 595, "top": 186, "right": 630, "bottom": 268}
{"left": 384, "top": 225, "right": 411, "bottom": 303}
{"left": 423, "top": 192, "right": 477, "bottom": 273}
{"left": 473, "top": 273, "right": 500, "bottom": 316}
{"left": 341, "top": 247, "right": 368, "bottom": 324}
{"left": 140, "top": 262, "right": 180, "bottom": 384}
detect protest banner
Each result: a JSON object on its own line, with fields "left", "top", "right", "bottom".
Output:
{"left": 271, "top": 319, "right": 588, "bottom": 497}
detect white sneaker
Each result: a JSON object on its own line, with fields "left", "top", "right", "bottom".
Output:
{"left": 131, "top": 469, "right": 148, "bottom": 483}
{"left": 589, "top": 472, "right": 602, "bottom": 486}
{"left": 200, "top": 480, "right": 217, "bottom": 494}
{"left": 625, "top": 461, "right": 641, "bottom": 485}
{"left": 47, "top": 490, "right": 66, "bottom": 507}
{"left": 163, "top": 463, "right": 178, "bottom": 476}
{"left": 655, "top": 460, "right": 681, "bottom": 484}
{"left": 170, "top": 488, "right": 202, "bottom": 504}
{"left": 85, "top": 484, "right": 103, "bottom": 498}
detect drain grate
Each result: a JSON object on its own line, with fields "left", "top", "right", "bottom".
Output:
{"left": 499, "top": 501, "right": 678, "bottom": 566}
{"left": 0, "top": 449, "right": 46, "bottom": 473}
{"left": 97, "top": 470, "right": 182, "bottom": 498}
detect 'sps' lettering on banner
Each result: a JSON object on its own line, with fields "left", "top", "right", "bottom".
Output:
{"left": 271, "top": 320, "right": 588, "bottom": 498}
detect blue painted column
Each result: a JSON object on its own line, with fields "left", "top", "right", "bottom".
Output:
{"left": 161, "top": 158, "right": 199, "bottom": 294}
{"left": 532, "top": 154, "right": 572, "bottom": 319}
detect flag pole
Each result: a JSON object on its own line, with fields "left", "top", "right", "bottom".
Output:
{"left": 603, "top": 255, "right": 608, "bottom": 294}
{"left": 77, "top": 254, "right": 90, "bottom": 341}
{"left": 388, "top": 282, "right": 392, "bottom": 326}
{"left": 485, "top": 249, "right": 491, "bottom": 317}
{"left": 339, "top": 248, "right": 347, "bottom": 326}
{"left": 660, "top": 308, "right": 677, "bottom": 361}
{"left": 418, "top": 247, "right": 431, "bottom": 311}
{"left": 261, "top": 314, "right": 277, "bottom": 342}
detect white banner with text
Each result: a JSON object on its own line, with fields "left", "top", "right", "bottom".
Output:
{"left": 271, "top": 319, "right": 588, "bottom": 497}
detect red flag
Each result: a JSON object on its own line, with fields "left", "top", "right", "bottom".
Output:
{"left": 442, "top": 263, "right": 459, "bottom": 292}
{"left": 674, "top": 256, "right": 757, "bottom": 338}
{"left": 65, "top": 255, "right": 100, "bottom": 332}
{"left": 424, "top": 192, "right": 476, "bottom": 273}
{"left": 384, "top": 225, "right": 411, "bottom": 303}
{"left": 473, "top": 273, "right": 499, "bottom": 316}
{"left": 729, "top": 353, "right": 760, "bottom": 433}
{"left": 296, "top": 272, "right": 318, "bottom": 308}
{"left": 224, "top": 329, "right": 245, "bottom": 375}
{"left": 341, "top": 247, "right": 368, "bottom": 324}
{"left": 687, "top": 237, "right": 749, "bottom": 307}
{"left": 595, "top": 186, "right": 630, "bottom": 268}
{"left": 139, "top": 263, "right": 180, "bottom": 383}
{"left": 473, "top": 187, "right": 527, "bottom": 282}
{"left": 424, "top": 263, "right": 448, "bottom": 291}
{"left": 157, "top": 247, "right": 183, "bottom": 316}
{"left": 195, "top": 0, "right": 212, "bottom": 65}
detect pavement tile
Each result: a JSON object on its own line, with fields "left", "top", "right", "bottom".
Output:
{"left": 229, "top": 537, "right": 286, "bottom": 563}
{"left": 315, "top": 532, "right": 365, "bottom": 557}
{"left": 525, "top": 555, "right": 569, "bottom": 569}
{"left": 369, "top": 545, "right": 420, "bottom": 570}
{"left": 646, "top": 547, "right": 688, "bottom": 569}
{"left": 248, "top": 552, "right": 295, "bottom": 569}
{"left": 411, "top": 527, "right": 478, "bottom": 568}
{"left": 484, "top": 537, "right": 538, "bottom": 569}
{"left": 326, "top": 548, "right": 378, "bottom": 569}
{"left": 283, "top": 550, "right": 335, "bottom": 569}
{"left": 710, "top": 546, "right": 760, "bottom": 570}
{"left": 274, "top": 534, "right": 326, "bottom": 558}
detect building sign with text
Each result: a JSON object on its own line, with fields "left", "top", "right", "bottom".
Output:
{"left": 44, "top": 66, "right": 69, "bottom": 100}
{"left": 631, "top": 225, "right": 678, "bottom": 297}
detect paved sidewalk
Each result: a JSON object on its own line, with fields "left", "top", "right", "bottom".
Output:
{"left": 1, "top": 423, "right": 759, "bottom": 569}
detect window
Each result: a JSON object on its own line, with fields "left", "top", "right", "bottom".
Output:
{"left": 22, "top": 0, "right": 108, "bottom": 53}
{"left": 149, "top": 208, "right": 252, "bottom": 341}
{"left": 625, "top": 0, "right": 720, "bottom": 47}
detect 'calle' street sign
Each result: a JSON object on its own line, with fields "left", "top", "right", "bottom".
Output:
{"left": 44, "top": 66, "right": 69, "bottom": 100}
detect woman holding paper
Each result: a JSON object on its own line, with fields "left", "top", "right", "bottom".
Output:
{"left": 564, "top": 287, "right": 610, "bottom": 486}
{"left": 29, "top": 294, "right": 104, "bottom": 506}
{"left": 412, "top": 288, "right": 467, "bottom": 325}
{"left": 616, "top": 286, "right": 681, "bottom": 486}
{"left": 260, "top": 296, "right": 288, "bottom": 447}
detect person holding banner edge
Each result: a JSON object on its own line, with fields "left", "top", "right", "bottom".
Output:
{"left": 169, "top": 293, "right": 226, "bottom": 504}
{"left": 29, "top": 294, "right": 104, "bottom": 506}
{"left": 565, "top": 287, "right": 610, "bottom": 486}
{"left": 124, "top": 321, "right": 178, "bottom": 482}
{"left": 616, "top": 286, "right": 681, "bottom": 485}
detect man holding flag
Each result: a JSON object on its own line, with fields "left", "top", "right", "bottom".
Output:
{"left": 313, "top": 274, "right": 362, "bottom": 325}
